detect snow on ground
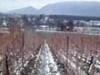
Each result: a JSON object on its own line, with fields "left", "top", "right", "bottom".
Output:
{"left": 36, "top": 41, "right": 61, "bottom": 75}
{"left": 36, "top": 29, "right": 100, "bottom": 36}
{"left": 14, "top": 58, "right": 23, "bottom": 75}
{"left": 62, "top": 55, "right": 76, "bottom": 69}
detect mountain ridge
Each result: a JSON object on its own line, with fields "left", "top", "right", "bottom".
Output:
{"left": 7, "top": 2, "right": 100, "bottom": 17}
{"left": 8, "top": 6, "right": 37, "bottom": 15}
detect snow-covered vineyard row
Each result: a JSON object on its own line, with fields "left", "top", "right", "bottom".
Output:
{"left": 0, "top": 27, "right": 100, "bottom": 75}
{"left": 47, "top": 32, "right": 100, "bottom": 75}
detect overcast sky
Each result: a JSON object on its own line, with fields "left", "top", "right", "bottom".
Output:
{"left": 0, "top": 0, "right": 100, "bottom": 12}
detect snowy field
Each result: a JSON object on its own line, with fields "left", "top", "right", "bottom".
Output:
{"left": 0, "top": 29, "right": 100, "bottom": 75}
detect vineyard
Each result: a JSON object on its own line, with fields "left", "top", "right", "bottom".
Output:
{"left": 0, "top": 26, "right": 100, "bottom": 75}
